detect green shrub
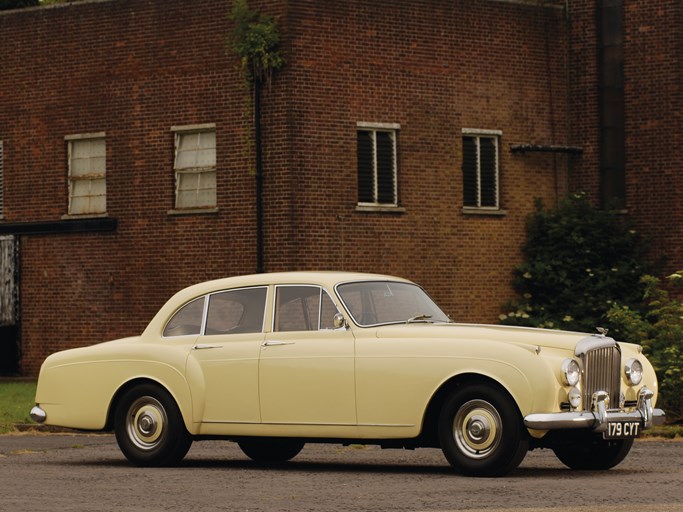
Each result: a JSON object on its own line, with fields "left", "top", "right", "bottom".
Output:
{"left": 500, "top": 193, "right": 649, "bottom": 332}
{"left": 229, "top": 0, "right": 284, "bottom": 85}
{"left": 607, "top": 273, "right": 683, "bottom": 423}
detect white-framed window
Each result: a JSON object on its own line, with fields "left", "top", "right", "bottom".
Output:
{"left": 66, "top": 133, "right": 106, "bottom": 216}
{"left": 462, "top": 129, "right": 501, "bottom": 210}
{"left": 357, "top": 122, "right": 399, "bottom": 207}
{"left": 172, "top": 124, "right": 216, "bottom": 210}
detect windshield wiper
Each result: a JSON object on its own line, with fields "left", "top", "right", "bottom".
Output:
{"left": 406, "top": 314, "right": 433, "bottom": 324}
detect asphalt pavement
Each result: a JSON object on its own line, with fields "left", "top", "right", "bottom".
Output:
{"left": 0, "top": 434, "right": 682, "bottom": 512}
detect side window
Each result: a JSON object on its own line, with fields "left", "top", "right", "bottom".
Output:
{"left": 275, "top": 286, "right": 341, "bottom": 332}
{"left": 275, "top": 286, "right": 320, "bottom": 332}
{"left": 320, "top": 290, "right": 340, "bottom": 329}
{"left": 163, "top": 296, "right": 205, "bottom": 337}
{"left": 205, "top": 287, "right": 267, "bottom": 335}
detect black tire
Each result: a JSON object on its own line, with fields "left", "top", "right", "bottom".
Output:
{"left": 552, "top": 432, "right": 634, "bottom": 470}
{"left": 114, "top": 383, "right": 192, "bottom": 467}
{"left": 238, "top": 438, "right": 305, "bottom": 464}
{"left": 438, "top": 383, "right": 529, "bottom": 477}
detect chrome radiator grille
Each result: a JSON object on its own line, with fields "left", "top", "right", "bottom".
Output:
{"left": 581, "top": 344, "right": 621, "bottom": 409}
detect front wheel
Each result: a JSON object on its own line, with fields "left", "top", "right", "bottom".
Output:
{"left": 552, "top": 432, "right": 633, "bottom": 470}
{"left": 238, "top": 438, "right": 305, "bottom": 464}
{"left": 438, "top": 383, "right": 529, "bottom": 477}
{"left": 114, "top": 383, "right": 192, "bottom": 467}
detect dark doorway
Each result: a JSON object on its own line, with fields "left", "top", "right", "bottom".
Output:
{"left": 0, "top": 235, "right": 20, "bottom": 375}
{"left": 0, "top": 325, "right": 20, "bottom": 375}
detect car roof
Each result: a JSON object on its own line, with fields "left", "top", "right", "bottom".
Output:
{"left": 177, "top": 271, "right": 412, "bottom": 297}
{"left": 143, "top": 271, "right": 414, "bottom": 337}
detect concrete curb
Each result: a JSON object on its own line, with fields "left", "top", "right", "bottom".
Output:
{"left": 12, "top": 423, "right": 92, "bottom": 434}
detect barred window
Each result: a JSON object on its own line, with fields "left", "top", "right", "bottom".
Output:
{"left": 462, "top": 130, "right": 500, "bottom": 210}
{"left": 66, "top": 135, "right": 106, "bottom": 216}
{"left": 357, "top": 125, "right": 398, "bottom": 207}
{"left": 173, "top": 128, "right": 216, "bottom": 210}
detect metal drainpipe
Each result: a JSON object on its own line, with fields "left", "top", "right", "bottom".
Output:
{"left": 254, "top": 79, "right": 264, "bottom": 274}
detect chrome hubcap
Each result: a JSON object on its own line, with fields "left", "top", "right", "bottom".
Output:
{"left": 453, "top": 399, "right": 502, "bottom": 459}
{"left": 126, "top": 396, "right": 167, "bottom": 451}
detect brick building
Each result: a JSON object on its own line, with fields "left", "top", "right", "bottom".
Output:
{"left": 0, "top": 0, "right": 680, "bottom": 376}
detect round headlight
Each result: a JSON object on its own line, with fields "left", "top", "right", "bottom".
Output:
{"left": 562, "top": 358, "right": 581, "bottom": 386}
{"left": 625, "top": 358, "right": 643, "bottom": 385}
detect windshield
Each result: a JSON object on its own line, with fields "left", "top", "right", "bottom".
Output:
{"left": 336, "top": 281, "right": 451, "bottom": 327}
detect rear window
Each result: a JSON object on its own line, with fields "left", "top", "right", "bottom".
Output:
{"left": 163, "top": 297, "right": 205, "bottom": 337}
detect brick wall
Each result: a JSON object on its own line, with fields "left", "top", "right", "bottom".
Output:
{"left": 0, "top": 0, "right": 268, "bottom": 373}
{"left": 566, "top": 0, "right": 601, "bottom": 203}
{"left": 270, "top": 0, "right": 571, "bottom": 320}
{"left": 623, "top": 1, "right": 683, "bottom": 272}
{"left": 1, "top": 0, "right": 570, "bottom": 375}
{"left": 568, "top": 0, "right": 683, "bottom": 275}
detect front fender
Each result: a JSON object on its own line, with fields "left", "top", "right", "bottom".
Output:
{"left": 355, "top": 335, "right": 561, "bottom": 435}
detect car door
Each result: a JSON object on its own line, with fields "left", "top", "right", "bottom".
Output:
{"left": 258, "top": 285, "right": 357, "bottom": 427}
{"left": 186, "top": 287, "right": 267, "bottom": 424}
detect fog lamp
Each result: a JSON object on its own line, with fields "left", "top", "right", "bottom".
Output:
{"left": 568, "top": 387, "right": 582, "bottom": 409}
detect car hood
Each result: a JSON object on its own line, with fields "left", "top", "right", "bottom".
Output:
{"left": 373, "top": 322, "right": 603, "bottom": 353}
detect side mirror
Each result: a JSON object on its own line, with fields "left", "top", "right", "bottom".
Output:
{"left": 333, "top": 313, "right": 348, "bottom": 330}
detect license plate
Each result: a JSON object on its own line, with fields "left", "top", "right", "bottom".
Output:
{"left": 604, "top": 421, "right": 640, "bottom": 439}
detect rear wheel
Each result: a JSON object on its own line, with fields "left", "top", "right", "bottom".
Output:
{"left": 238, "top": 438, "right": 305, "bottom": 464}
{"left": 114, "top": 383, "right": 192, "bottom": 467}
{"left": 438, "top": 383, "right": 529, "bottom": 477}
{"left": 552, "top": 432, "right": 633, "bottom": 470}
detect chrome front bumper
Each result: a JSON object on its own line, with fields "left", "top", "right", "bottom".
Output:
{"left": 524, "top": 387, "right": 666, "bottom": 432}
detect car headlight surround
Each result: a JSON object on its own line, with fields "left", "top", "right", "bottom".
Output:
{"left": 625, "top": 358, "right": 643, "bottom": 385}
{"left": 561, "top": 358, "right": 581, "bottom": 387}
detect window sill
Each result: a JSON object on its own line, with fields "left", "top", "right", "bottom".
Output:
{"left": 356, "top": 205, "right": 406, "bottom": 214}
{"left": 167, "top": 208, "right": 220, "bottom": 216}
{"left": 61, "top": 213, "right": 109, "bottom": 220}
{"left": 461, "top": 207, "right": 507, "bottom": 217}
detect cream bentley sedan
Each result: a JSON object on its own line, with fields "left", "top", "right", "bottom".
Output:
{"left": 31, "top": 272, "right": 665, "bottom": 476}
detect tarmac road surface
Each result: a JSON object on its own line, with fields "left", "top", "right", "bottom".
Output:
{"left": 0, "top": 434, "right": 681, "bottom": 512}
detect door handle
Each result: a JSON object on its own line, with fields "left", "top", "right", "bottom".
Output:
{"left": 261, "top": 340, "right": 295, "bottom": 347}
{"left": 192, "top": 344, "right": 223, "bottom": 350}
